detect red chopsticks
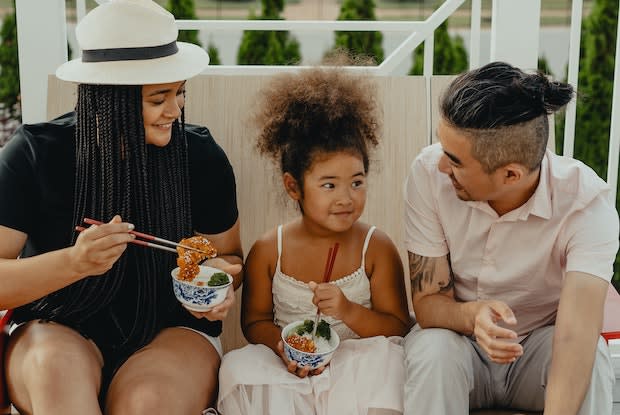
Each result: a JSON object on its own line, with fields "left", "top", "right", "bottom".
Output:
{"left": 322, "top": 243, "right": 340, "bottom": 283}
{"left": 312, "top": 243, "right": 339, "bottom": 338}
{"left": 1, "top": 309, "right": 13, "bottom": 334}
{"left": 74, "top": 218, "right": 214, "bottom": 256}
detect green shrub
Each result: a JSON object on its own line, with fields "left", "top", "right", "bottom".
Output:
{"left": 332, "top": 0, "right": 384, "bottom": 64}
{"left": 166, "top": 0, "right": 201, "bottom": 46}
{"left": 0, "top": 1, "right": 20, "bottom": 118}
{"left": 237, "top": 1, "right": 301, "bottom": 65}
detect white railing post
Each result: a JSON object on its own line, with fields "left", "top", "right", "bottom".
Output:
{"left": 15, "top": 0, "right": 67, "bottom": 124}
{"left": 606, "top": 1, "right": 620, "bottom": 201}
{"left": 76, "top": 0, "right": 87, "bottom": 23}
{"left": 490, "top": 0, "right": 541, "bottom": 70}
{"left": 469, "top": 0, "right": 481, "bottom": 69}
{"left": 423, "top": 36, "right": 435, "bottom": 145}
{"left": 562, "top": 0, "right": 583, "bottom": 158}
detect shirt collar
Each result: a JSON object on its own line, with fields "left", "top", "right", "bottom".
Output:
{"left": 524, "top": 151, "right": 552, "bottom": 220}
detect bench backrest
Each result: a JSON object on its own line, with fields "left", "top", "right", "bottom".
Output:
{"left": 47, "top": 74, "right": 443, "bottom": 352}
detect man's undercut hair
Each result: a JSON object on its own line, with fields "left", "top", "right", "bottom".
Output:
{"left": 440, "top": 61, "right": 574, "bottom": 173}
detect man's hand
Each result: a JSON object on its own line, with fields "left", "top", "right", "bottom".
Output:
{"left": 473, "top": 300, "right": 523, "bottom": 363}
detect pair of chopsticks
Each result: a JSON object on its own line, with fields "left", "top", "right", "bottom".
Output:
{"left": 322, "top": 243, "right": 340, "bottom": 284}
{"left": 312, "top": 242, "right": 340, "bottom": 339}
{"left": 74, "top": 218, "right": 212, "bottom": 256}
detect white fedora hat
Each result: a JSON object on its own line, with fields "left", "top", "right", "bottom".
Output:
{"left": 56, "top": 0, "right": 209, "bottom": 85}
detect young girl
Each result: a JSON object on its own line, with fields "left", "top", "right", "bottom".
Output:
{"left": 218, "top": 68, "right": 412, "bottom": 414}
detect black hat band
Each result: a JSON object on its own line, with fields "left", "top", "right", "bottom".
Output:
{"left": 81, "top": 41, "right": 178, "bottom": 63}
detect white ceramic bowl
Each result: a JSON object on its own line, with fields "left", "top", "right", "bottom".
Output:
{"left": 171, "top": 265, "right": 232, "bottom": 312}
{"left": 281, "top": 319, "right": 340, "bottom": 370}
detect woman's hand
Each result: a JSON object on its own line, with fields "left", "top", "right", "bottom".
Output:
{"left": 185, "top": 283, "right": 235, "bottom": 321}
{"left": 68, "top": 215, "right": 135, "bottom": 279}
{"left": 275, "top": 340, "right": 326, "bottom": 378}
{"left": 201, "top": 256, "right": 242, "bottom": 276}
{"left": 308, "top": 281, "right": 352, "bottom": 320}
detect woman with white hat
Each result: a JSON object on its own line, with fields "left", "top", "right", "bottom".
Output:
{"left": 0, "top": 1, "right": 242, "bottom": 413}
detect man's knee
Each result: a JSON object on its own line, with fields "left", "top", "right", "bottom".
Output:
{"left": 404, "top": 326, "right": 472, "bottom": 370}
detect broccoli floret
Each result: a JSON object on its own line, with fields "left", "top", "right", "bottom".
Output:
{"left": 294, "top": 319, "right": 314, "bottom": 335}
{"left": 207, "top": 272, "right": 229, "bottom": 286}
{"left": 292, "top": 319, "right": 330, "bottom": 339}
{"left": 316, "top": 320, "right": 331, "bottom": 340}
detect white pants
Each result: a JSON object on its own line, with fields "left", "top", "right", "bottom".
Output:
{"left": 403, "top": 325, "right": 614, "bottom": 415}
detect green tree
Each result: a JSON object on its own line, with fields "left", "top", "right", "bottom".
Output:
{"left": 409, "top": 20, "right": 467, "bottom": 75}
{"left": 166, "top": 0, "right": 201, "bottom": 46}
{"left": 207, "top": 43, "right": 221, "bottom": 65}
{"left": 333, "top": 0, "right": 384, "bottom": 64}
{"left": 0, "top": 1, "right": 20, "bottom": 118}
{"left": 237, "top": 0, "right": 301, "bottom": 65}
{"left": 538, "top": 55, "right": 554, "bottom": 78}
{"left": 565, "top": 0, "right": 619, "bottom": 285}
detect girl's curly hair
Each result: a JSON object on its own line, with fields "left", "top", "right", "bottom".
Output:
{"left": 253, "top": 67, "right": 380, "bottom": 190}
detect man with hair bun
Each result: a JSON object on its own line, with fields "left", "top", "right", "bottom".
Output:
{"left": 403, "top": 61, "right": 618, "bottom": 414}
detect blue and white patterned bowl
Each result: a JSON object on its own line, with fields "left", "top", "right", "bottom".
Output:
{"left": 281, "top": 320, "right": 340, "bottom": 370}
{"left": 171, "top": 265, "right": 232, "bottom": 312}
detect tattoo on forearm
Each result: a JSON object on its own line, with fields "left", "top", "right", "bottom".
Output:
{"left": 408, "top": 252, "right": 455, "bottom": 294}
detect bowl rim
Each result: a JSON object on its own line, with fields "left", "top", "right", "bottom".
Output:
{"left": 280, "top": 319, "right": 340, "bottom": 356}
{"left": 171, "top": 265, "right": 233, "bottom": 289}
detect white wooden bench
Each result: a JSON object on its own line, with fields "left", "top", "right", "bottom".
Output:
{"left": 1, "top": 73, "right": 616, "bottom": 415}
{"left": 47, "top": 73, "right": 434, "bottom": 353}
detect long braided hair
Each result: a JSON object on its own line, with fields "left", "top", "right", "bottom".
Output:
{"left": 31, "top": 84, "right": 193, "bottom": 349}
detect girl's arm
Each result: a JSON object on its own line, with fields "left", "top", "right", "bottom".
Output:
{"left": 241, "top": 232, "right": 282, "bottom": 353}
{"left": 315, "top": 229, "right": 412, "bottom": 337}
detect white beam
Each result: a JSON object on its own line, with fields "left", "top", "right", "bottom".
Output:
{"left": 606, "top": 1, "right": 620, "bottom": 201}
{"left": 377, "top": 0, "right": 465, "bottom": 76}
{"left": 469, "top": 0, "right": 481, "bottom": 69}
{"left": 177, "top": 19, "right": 424, "bottom": 32}
{"left": 562, "top": 0, "right": 583, "bottom": 158}
{"left": 15, "top": 0, "right": 67, "bottom": 124}
{"left": 490, "top": 0, "right": 541, "bottom": 70}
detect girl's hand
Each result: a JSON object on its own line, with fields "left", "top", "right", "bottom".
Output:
{"left": 276, "top": 340, "right": 326, "bottom": 378}
{"left": 68, "top": 215, "right": 135, "bottom": 278}
{"left": 308, "top": 281, "right": 352, "bottom": 320}
{"left": 186, "top": 284, "right": 235, "bottom": 321}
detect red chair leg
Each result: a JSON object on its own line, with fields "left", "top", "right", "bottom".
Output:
{"left": 1, "top": 310, "right": 14, "bottom": 414}
{"left": 602, "top": 285, "right": 620, "bottom": 343}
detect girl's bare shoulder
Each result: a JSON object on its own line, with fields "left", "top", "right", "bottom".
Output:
{"left": 362, "top": 225, "right": 401, "bottom": 264}
{"left": 247, "top": 226, "right": 279, "bottom": 261}
{"left": 353, "top": 222, "right": 396, "bottom": 249}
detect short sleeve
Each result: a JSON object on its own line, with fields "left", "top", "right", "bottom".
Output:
{"left": 403, "top": 149, "right": 449, "bottom": 258}
{"left": 563, "top": 190, "right": 619, "bottom": 281}
{"left": 0, "top": 127, "right": 38, "bottom": 234}
{"left": 186, "top": 125, "right": 239, "bottom": 235}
